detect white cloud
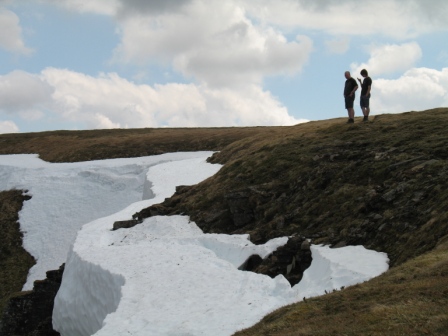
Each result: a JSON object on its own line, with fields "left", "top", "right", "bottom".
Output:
{"left": 116, "top": 0, "right": 192, "bottom": 17}
{"left": 351, "top": 42, "right": 422, "bottom": 77}
{"left": 0, "top": 8, "right": 33, "bottom": 54}
{"left": 0, "top": 68, "right": 305, "bottom": 130}
{"left": 372, "top": 67, "right": 448, "bottom": 114}
{"left": 174, "top": 33, "right": 313, "bottom": 88}
{"left": 242, "top": 0, "right": 448, "bottom": 39}
{"left": 42, "top": 0, "right": 119, "bottom": 15}
{"left": 0, "top": 120, "right": 19, "bottom": 133}
{"left": 37, "top": 0, "right": 448, "bottom": 40}
{"left": 112, "top": 1, "right": 313, "bottom": 88}
{"left": 325, "top": 37, "right": 350, "bottom": 54}
{"left": 0, "top": 70, "right": 52, "bottom": 119}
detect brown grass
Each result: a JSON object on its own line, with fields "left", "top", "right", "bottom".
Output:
{"left": 0, "top": 127, "right": 275, "bottom": 162}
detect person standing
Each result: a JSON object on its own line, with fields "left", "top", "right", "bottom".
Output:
{"left": 344, "top": 71, "right": 358, "bottom": 123}
{"left": 357, "top": 69, "right": 372, "bottom": 122}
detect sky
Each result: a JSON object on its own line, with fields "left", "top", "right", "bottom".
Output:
{"left": 0, "top": 0, "right": 447, "bottom": 134}
{"left": 0, "top": 152, "right": 388, "bottom": 335}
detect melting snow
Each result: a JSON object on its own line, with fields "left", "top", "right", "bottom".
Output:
{"left": 0, "top": 153, "right": 389, "bottom": 336}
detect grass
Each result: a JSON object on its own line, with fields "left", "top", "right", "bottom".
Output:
{"left": 0, "top": 127, "right": 274, "bottom": 162}
{"left": 0, "top": 190, "right": 35, "bottom": 316}
{"left": 1, "top": 108, "right": 447, "bottom": 334}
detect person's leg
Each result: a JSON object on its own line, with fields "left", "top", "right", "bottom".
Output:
{"left": 360, "top": 96, "right": 370, "bottom": 121}
{"left": 345, "top": 96, "right": 355, "bottom": 122}
{"left": 364, "top": 95, "right": 370, "bottom": 120}
{"left": 365, "top": 95, "right": 370, "bottom": 116}
{"left": 348, "top": 108, "right": 354, "bottom": 119}
{"left": 360, "top": 97, "right": 366, "bottom": 116}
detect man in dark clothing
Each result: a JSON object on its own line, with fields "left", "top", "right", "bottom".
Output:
{"left": 344, "top": 71, "right": 358, "bottom": 123}
{"left": 357, "top": 69, "right": 372, "bottom": 122}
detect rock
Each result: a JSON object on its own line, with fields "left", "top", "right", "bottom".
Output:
{"left": 330, "top": 154, "right": 340, "bottom": 161}
{"left": 301, "top": 240, "right": 311, "bottom": 250}
{"left": 132, "top": 203, "right": 170, "bottom": 221}
{"left": 382, "top": 190, "right": 397, "bottom": 202}
{"left": 373, "top": 214, "right": 383, "bottom": 221}
{"left": 275, "top": 216, "right": 285, "bottom": 230}
{"left": 412, "top": 191, "right": 425, "bottom": 203}
{"left": 331, "top": 241, "right": 347, "bottom": 248}
{"left": 0, "top": 265, "right": 64, "bottom": 336}
{"left": 175, "top": 185, "right": 191, "bottom": 194}
{"left": 411, "top": 159, "right": 439, "bottom": 172}
{"left": 240, "top": 254, "right": 263, "bottom": 271}
{"left": 225, "top": 191, "right": 254, "bottom": 227}
{"left": 112, "top": 219, "right": 141, "bottom": 231}
{"left": 250, "top": 236, "right": 312, "bottom": 286}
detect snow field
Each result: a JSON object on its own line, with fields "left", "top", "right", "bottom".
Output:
{"left": 0, "top": 153, "right": 389, "bottom": 336}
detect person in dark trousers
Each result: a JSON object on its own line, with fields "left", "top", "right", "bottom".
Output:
{"left": 344, "top": 71, "right": 358, "bottom": 123}
{"left": 357, "top": 69, "right": 372, "bottom": 122}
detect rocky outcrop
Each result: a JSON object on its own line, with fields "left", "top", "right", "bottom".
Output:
{"left": 244, "top": 236, "right": 312, "bottom": 286}
{"left": 132, "top": 187, "right": 314, "bottom": 286}
{"left": 130, "top": 111, "right": 448, "bottom": 272}
{"left": 0, "top": 265, "right": 64, "bottom": 336}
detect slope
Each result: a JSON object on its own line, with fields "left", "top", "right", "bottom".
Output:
{"left": 1, "top": 108, "right": 447, "bottom": 335}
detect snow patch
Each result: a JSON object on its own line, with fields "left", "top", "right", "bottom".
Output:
{"left": 0, "top": 152, "right": 389, "bottom": 336}
{"left": 295, "top": 245, "right": 389, "bottom": 299}
{"left": 0, "top": 152, "right": 218, "bottom": 289}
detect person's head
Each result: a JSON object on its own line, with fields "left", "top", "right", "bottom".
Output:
{"left": 360, "top": 69, "right": 368, "bottom": 77}
{"left": 344, "top": 71, "right": 351, "bottom": 79}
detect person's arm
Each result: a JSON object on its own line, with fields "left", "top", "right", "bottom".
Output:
{"left": 365, "top": 78, "right": 371, "bottom": 96}
{"left": 351, "top": 82, "right": 358, "bottom": 96}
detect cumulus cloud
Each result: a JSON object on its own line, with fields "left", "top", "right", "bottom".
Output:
{"left": 351, "top": 42, "right": 422, "bottom": 77}
{"left": 42, "top": 0, "right": 119, "bottom": 15}
{"left": 39, "top": 0, "right": 448, "bottom": 40}
{"left": 112, "top": 1, "right": 313, "bottom": 88}
{"left": 0, "top": 70, "right": 52, "bottom": 119}
{"left": 116, "top": 0, "right": 192, "bottom": 17}
{"left": 0, "top": 68, "right": 305, "bottom": 130}
{"left": 242, "top": 0, "right": 448, "bottom": 39}
{"left": 372, "top": 67, "right": 448, "bottom": 114}
{"left": 0, "top": 8, "right": 32, "bottom": 54}
{"left": 0, "top": 120, "right": 19, "bottom": 134}
{"left": 6, "top": 0, "right": 443, "bottom": 130}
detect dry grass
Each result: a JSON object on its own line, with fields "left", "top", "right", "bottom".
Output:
{"left": 0, "top": 127, "right": 274, "bottom": 162}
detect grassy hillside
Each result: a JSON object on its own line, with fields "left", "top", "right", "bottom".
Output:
{"left": 0, "top": 126, "right": 272, "bottom": 162}
{"left": 1, "top": 108, "right": 447, "bottom": 335}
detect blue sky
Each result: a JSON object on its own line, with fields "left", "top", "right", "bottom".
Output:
{"left": 1, "top": 0, "right": 447, "bottom": 133}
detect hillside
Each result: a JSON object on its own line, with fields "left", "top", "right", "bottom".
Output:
{"left": 1, "top": 108, "right": 447, "bottom": 335}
